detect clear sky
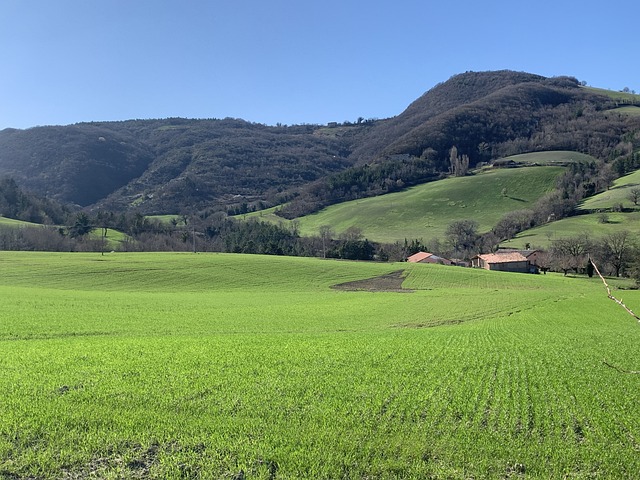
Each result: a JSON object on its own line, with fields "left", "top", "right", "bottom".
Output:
{"left": 1, "top": 0, "right": 638, "bottom": 130}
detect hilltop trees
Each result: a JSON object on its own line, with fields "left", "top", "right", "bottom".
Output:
{"left": 449, "top": 146, "right": 470, "bottom": 176}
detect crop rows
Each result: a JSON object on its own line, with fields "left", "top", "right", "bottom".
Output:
{"left": 1, "top": 252, "right": 639, "bottom": 478}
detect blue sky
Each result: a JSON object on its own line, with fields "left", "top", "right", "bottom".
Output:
{"left": 1, "top": 0, "right": 638, "bottom": 130}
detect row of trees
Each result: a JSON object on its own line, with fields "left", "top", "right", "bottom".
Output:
{"left": 0, "top": 212, "right": 384, "bottom": 262}
{"left": 3, "top": 209, "right": 640, "bottom": 283}
{"left": 547, "top": 232, "right": 636, "bottom": 278}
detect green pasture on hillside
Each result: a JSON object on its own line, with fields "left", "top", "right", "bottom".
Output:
{"left": 1, "top": 252, "right": 639, "bottom": 478}
{"left": 293, "top": 166, "right": 563, "bottom": 243}
{"left": 581, "top": 169, "right": 640, "bottom": 211}
{"left": 146, "top": 214, "right": 186, "bottom": 225}
{"left": 0, "top": 216, "right": 39, "bottom": 228}
{"left": 503, "top": 169, "right": 640, "bottom": 249}
{"left": 499, "top": 150, "right": 595, "bottom": 165}
{"left": 501, "top": 210, "right": 640, "bottom": 249}
{"left": 87, "top": 228, "right": 129, "bottom": 249}
{"left": 241, "top": 152, "right": 597, "bottom": 243}
{"left": 583, "top": 85, "right": 640, "bottom": 104}
{"left": 0, "top": 217, "right": 128, "bottom": 250}
{"left": 611, "top": 105, "right": 640, "bottom": 116}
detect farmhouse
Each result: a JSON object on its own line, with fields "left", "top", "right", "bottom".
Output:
{"left": 471, "top": 250, "right": 539, "bottom": 273}
{"left": 407, "top": 251, "right": 453, "bottom": 265}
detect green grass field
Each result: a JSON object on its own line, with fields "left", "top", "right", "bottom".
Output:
{"left": 87, "top": 228, "right": 129, "bottom": 249}
{"left": 583, "top": 85, "right": 640, "bottom": 104}
{"left": 501, "top": 210, "right": 640, "bottom": 249}
{"left": 498, "top": 151, "right": 595, "bottom": 165}
{"left": 581, "top": 169, "right": 640, "bottom": 211}
{"left": 243, "top": 152, "right": 600, "bottom": 244}
{"left": 250, "top": 166, "right": 564, "bottom": 244}
{"left": 503, "top": 169, "right": 640, "bottom": 249}
{"left": 0, "top": 216, "right": 128, "bottom": 250}
{"left": 0, "top": 216, "right": 40, "bottom": 228}
{"left": 1, "top": 252, "right": 639, "bottom": 478}
{"left": 610, "top": 106, "right": 640, "bottom": 116}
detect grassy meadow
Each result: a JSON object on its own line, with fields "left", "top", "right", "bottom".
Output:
{"left": 504, "top": 169, "right": 640, "bottom": 249}
{"left": 583, "top": 86, "right": 640, "bottom": 104}
{"left": 250, "top": 166, "right": 564, "bottom": 243}
{"left": 581, "top": 169, "right": 640, "bottom": 211}
{"left": 1, "top": 252, "right": 640, "bottom": 478}
{"left": 501, "top": 210, "right": 640, "bottom": 250}
{"left": 0, "top": 216, "right": 39, "bottom": 228}
{"left": 497, "top": 151, "right": 595, "bottom": 166}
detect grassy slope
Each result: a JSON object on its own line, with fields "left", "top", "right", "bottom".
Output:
{"left": 0, "top": 216, "right": 128, "bottom": 249}
{"left": 583, "top": 85, "right": 640, "bottom": 103}
{"left": 0, "top": 215, "right": 39, "bottom": 227}
{"left": 244, "top": 152, "right": 599, "bottom": 244}
{"left": 1, "top": 252, "right": 639, "bottom": 478}
{"left": 504, "top": 169, "right": 640, "bottom": 249}
{"left": 611, "top": 105, "right": 640, "bottom": 116}
{"left": 251, "top": 166, "right": 564, "bottom": 243}
{"left": 581, "top": 168, "right": 640, "bottom": 210}
{"left": 301, "top": 166, "right": 563, "bottom": 242}
{"left": 499, "top": 151, "right": 595, "bottom": 165}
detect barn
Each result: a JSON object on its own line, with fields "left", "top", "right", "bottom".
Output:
{"left": 471, "top": 252, "right": 533, "bottom": 273}
{"left": 407, "top": 251, "right": 453, "bottom": 265}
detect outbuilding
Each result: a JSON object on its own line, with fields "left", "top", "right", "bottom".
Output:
{"left": 471, "top": 252, "right": 531, "bottom": 273}
{"left": 407, "top": 251, "right": 453, "bottom": 265}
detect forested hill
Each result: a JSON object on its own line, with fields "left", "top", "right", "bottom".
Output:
{"left": 0, "top": 119, "right": 367, "bottom": 212}
{"left": 0, "top": 70, "right": 639, "bottom": 216}
{"left": 279, "top": 72, "right": 640, "bottom": 217}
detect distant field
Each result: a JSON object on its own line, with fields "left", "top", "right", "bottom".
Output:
{"left": 581, "top": 169, "right": 640, "bottom": 210}
{"left": 1, "top": 252, "right": 639, "bottom": 478}
{"left": 504, "top": 169, "right": 640, "bottom": 248}
{"left": 501, "top": 150, "right": 596, "bottom": 165}
{"left": 87, "top": 227, "right": 129, "bottom": 249}
{"left": 292, "top": 166, "right": 563, "bottom": 243}
{"left": 583, "top": 85, "right": 640, "bottom": 104}
{"left": 610, "top": 105, "right": 640, "bottom": 116}
{"left": 0, "top": 215, "right": 39, "bottom": 227}
{"left": 501, "top": 210, "right": 640, "bottom": 249}
{"left": 0, "top": 216, "right": 128, "bottom": 249}
{"left": 147, "top": 214, "right": 185, "bottom": 225}
{"left": 243, "top": 152, "right": 600, "bottom": 243}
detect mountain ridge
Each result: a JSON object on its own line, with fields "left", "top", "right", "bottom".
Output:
{"left": 1, "top": 70, "right": 639, "bottom": 216}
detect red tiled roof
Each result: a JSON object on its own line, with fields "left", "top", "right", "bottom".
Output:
{"left": 407, "top": 251, "right": 433, "bottom": 262}
{"left": 478, "top": 252, "right": 528, "bottom": 264}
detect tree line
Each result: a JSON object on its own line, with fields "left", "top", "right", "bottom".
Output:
{"left": 3, "top": 203, "right": 640, "bottom": 283}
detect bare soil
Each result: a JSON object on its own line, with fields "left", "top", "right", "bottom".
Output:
{"left": 331, "top": 270, "right": 412, "bottom": 293}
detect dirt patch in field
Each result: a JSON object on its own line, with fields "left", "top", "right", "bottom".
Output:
{"left": 332, "top": 270, "right": 413, "bottom": 293}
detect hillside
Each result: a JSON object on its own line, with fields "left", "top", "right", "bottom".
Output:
{"left": 277, "top": 73, "right": 640, "bottom": 217}
{"left": 0, "top": 119, "right": 366, "bottom": 212}
{"left": 503, "top": 168, "right": 640, "bottom": 249}
{"left": 0, "top": 70, "right": 639, "bottom": 217}
{"left": 246, "top": 157, "right": 568, "bottom": 243}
